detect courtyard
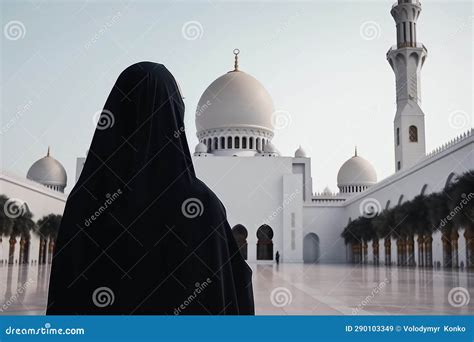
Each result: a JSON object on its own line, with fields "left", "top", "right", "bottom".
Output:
{"left": 0, "top": 263, "right": 472, "bottom": 315}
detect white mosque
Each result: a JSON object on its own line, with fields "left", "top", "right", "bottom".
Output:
{"left": 1, "top": 0, "right": 472, "bottom": 266}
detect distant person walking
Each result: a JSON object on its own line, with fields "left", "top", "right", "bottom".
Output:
{"left": 275, "top": 251, "right": 280, "bottom": 265}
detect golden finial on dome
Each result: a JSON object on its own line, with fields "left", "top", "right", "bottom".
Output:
{"left": 233, "top": 48, "right": 240, "bottom": 72}
{"left": 47, "top": 146, "right": 51, "bottom": 157}
{"left": 354, "top": 146, "right": 358, "bottom": 157}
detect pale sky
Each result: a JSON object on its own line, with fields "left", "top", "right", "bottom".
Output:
{"left": 1, "top": 0, "right": 472, "bottom": 193}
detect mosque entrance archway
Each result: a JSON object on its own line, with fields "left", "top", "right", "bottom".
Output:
{"left": 303, "top": 233, "right": 320, "bottom": 263}
{"left": 256, "top": 225, "right": 273, "bottom": 260}
{"left": 232, "top": 224, "right": 248, "bottom": 260}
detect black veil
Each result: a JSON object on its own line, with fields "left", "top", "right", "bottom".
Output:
{"left": 47, "top": 62, "right": 254, "bottom": 315}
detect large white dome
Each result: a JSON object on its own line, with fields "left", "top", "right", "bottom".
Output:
{"left": 27, "top": 148, "right": 67, "bottom": 192}
{"left": 195, "top": 70, "right": 275, "bottom": 133}
{"left": 194, "top": 51, "right": 276, "bottom": 157}
{"left": 337, "top": 150, "right": 376, "bottom": 193}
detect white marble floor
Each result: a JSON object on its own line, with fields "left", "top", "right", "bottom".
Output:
{"left": 0, "top": 263, "right": 472, "bottom": 315}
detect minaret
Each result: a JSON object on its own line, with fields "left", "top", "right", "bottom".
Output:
{"left": 387, "top": 0, "right": 427, "bottom": 172}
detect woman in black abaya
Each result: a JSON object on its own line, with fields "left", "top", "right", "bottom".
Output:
{"left": 46, "top": 62, "right": 254, "bottom": 315}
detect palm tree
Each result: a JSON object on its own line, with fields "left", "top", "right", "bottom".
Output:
{"left": 372, "top": 209, "right": 395, "bottom": 266}
{"left": 7, "top": 205, "right": 36, "bottom": 264}
{"left": 404, "top": 195, "right": 430, "bottom": 267}
{"left": 401, "top": 199, "right": 416, "bottom": 267}
{"left": 442, "top": 177, "right": 460, "bottom": 268}
{"left": 341, "top": 219, "right": 363, "bottom": 264}
{"left": 342, "top": 221, "right": 356, "bottom": 263}
{"left": 392, "top": 203, "right": 409, "bottom": 266}
{"left": 358, "top": 217, "right": 377, "bottom": 265}
{"left": 415, "top": 195, "right": 431, "bottom": 268}
{"left": 447, "top": 171, "right": 474, "bottom": 268}
{"left": 426, "top": 191, "right": 450, "bottom": 268}
{"left": 0, "top": 195, "right": 14, "bottom": 263}
{"left": 342, "top": 216, "right": 380, "bottom": 265}
{"left": 36, "top": 214, "right": 62, "bottom": 264}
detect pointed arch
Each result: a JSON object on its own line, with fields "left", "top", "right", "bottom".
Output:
{"left": 409, "top": 52, "right": 419, "bottom": 65}
{"left": 256, "top": 224, "right": 273, "bottom": 260}
{"left": 234, "top": 136, "right": 240, "bottom": 149}
{"left": 409, "top": 125, "right": 418, "bottom": 142}
{"left": 420, "top": 184, "right": 428, "bottom": 195}
{"left": 232, "top": 224, "right": 248, "bottom": 260}
{"left": 401, "top": 8, "right": 408, "bottom": 20}
{"left": 395, "top": 53, "right": 406, "bottom": 66}
{"left": 445, "top": 172, "right": 456, "bottom": 190}
{"left": 303, "top": 233, "right": 320, "bottom": 263}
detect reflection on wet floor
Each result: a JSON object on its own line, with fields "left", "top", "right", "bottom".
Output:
{"left": 251, "top": 263, "right": 473, "bottom": 315}
{"left": 0, "top": 263, "right": 472, "bottom": 315}
{"left": 0, "top": 264, "right": 50, "bottom": 315}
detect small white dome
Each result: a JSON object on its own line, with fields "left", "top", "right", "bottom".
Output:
{"left": 259, "top": 141, "right": 280, "bottom": 157}
{"left": 195, "top": 70, "right": 275, "bottom": 134}
{"left": 322, "top": 186, "right": 332, "bottom": 195}
{"left": 337, "top": 151, "right": 377, "bottom": 189}
{"left": 195, "top": 142, "right": 208, "bottom": 153}
{"left": 263, "top": 142, "right": 279, "bottom": 154}
{"left": 263, "top": 142, "right": 276, "bottom": 153}
{"left": 27, "top": 148, "right": 67, "bottom": 192}
{"left": 294, "top": 146, "right": 307, "bottom": 158}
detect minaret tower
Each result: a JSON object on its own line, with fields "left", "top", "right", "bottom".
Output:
{"left": 387, "top": 0, "right": 427, "bottom": 172}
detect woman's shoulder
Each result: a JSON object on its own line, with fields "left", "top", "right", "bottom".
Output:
{"left": 190, "top": 178, "right": 227, "bottom": 216}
